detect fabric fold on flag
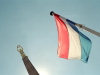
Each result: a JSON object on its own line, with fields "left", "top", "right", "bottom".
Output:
{"left": 53, "top": 13, "right": 92, "bottom": 63}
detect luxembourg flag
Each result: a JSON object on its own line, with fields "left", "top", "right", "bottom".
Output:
{"left": 53, "top": 13, "right": 92, "bottom": 62}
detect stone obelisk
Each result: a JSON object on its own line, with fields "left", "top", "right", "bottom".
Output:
{"left": 17, "top": 45, "right": 39, "bottom": 75}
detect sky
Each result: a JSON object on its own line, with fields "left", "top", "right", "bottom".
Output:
{"left": 0, "top": 0, "right": 100, "bottom": 75}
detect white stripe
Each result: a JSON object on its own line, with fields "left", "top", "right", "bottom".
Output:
{"left": 60, "top": 16, "right": 81, "bottom": 59}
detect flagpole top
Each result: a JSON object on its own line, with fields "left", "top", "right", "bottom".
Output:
{"left": 50, "top": 11, "right": 54, "bottom": 16}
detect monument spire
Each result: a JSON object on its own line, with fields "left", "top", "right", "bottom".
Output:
{"left": 17, "top": 45, "right": 39, "bottom": 75}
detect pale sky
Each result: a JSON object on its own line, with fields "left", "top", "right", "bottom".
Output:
{"left": 0, "top": 0, "right": 100, "bottom": 75}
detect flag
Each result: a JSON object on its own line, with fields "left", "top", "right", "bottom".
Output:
{"left": 53, "top": 13, "right": 92, "bottom": 62}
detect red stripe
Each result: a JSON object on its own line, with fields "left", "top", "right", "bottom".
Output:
{"left": 54, "top": 14, "right": 69, "bottom": 59}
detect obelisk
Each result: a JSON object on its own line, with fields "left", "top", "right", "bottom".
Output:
{"left": 17, "top": 45, "right": 39, "bottom": 75}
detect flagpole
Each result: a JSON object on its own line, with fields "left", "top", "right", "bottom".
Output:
{"left": 75, "top": 23, "right": 100, "bottom": 37}
{"left": 50, "top": 11, "right": 100, "bottom": 37}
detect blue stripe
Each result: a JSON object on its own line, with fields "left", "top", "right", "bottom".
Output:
{"left": 79, "top": 32, "right": 92, "bottom": 63}
{"left": 66, "top": 19, "right": 79, "bottom": 33}
{"left": 66, "top": 19, "right": 92, "bottom": 62}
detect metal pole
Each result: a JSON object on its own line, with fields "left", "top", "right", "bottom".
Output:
{"left": 50, "top": 11, "right": 100, "bottom": 37}
{"left": 75, "top": 24, "right": 100, "bottom": 37}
